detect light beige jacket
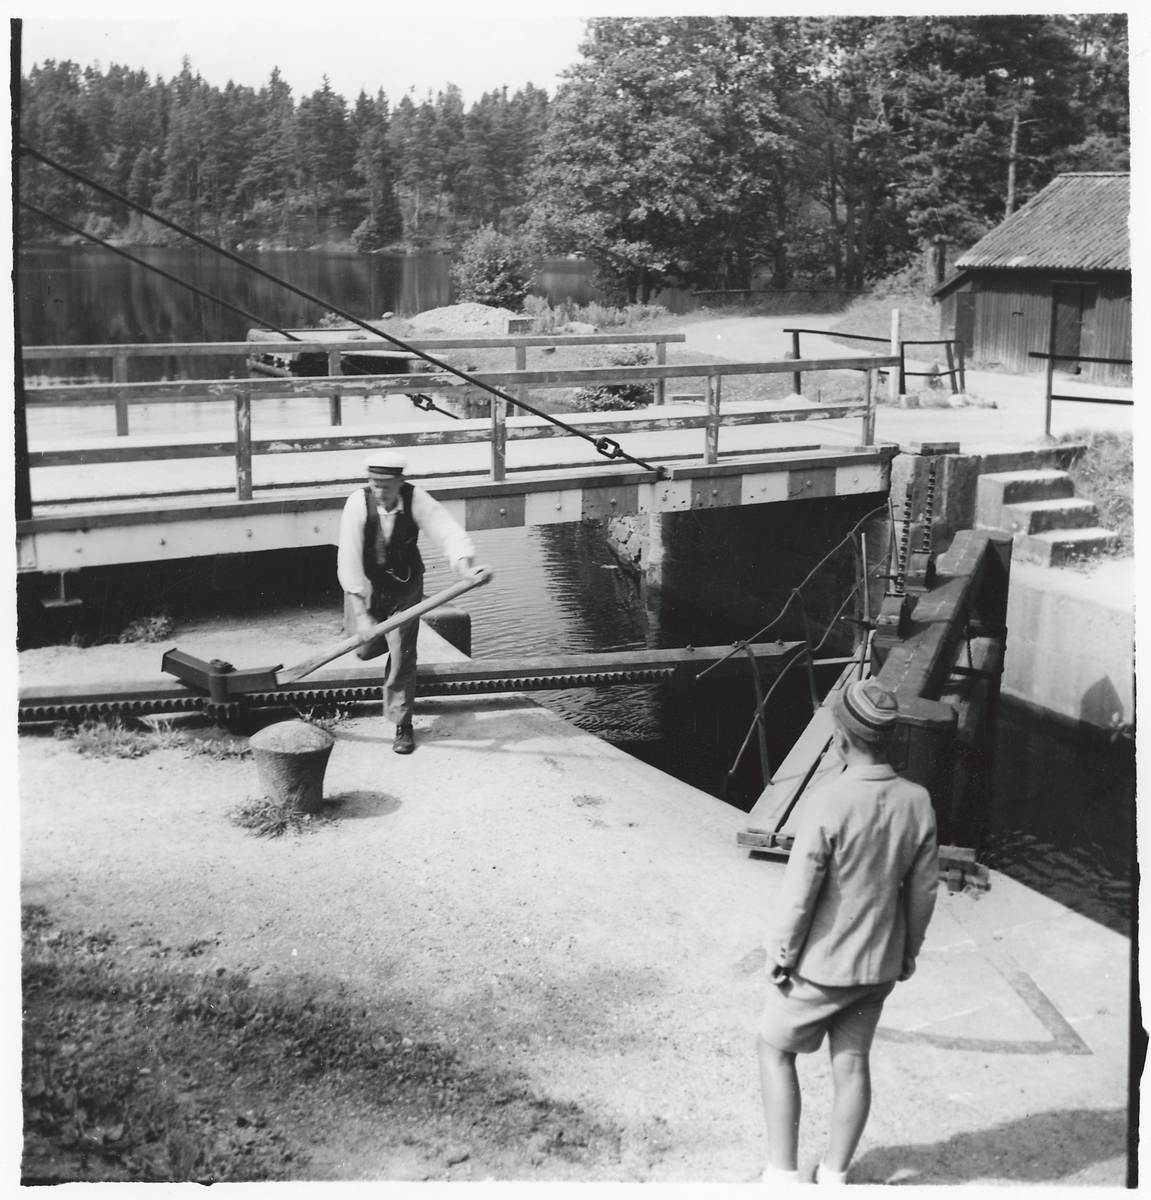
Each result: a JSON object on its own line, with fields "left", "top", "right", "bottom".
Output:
{"left": 766, "top": 763, "right": 938, "bottom": 986}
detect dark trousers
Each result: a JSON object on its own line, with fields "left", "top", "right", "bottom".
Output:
{"left": 359, "top": 578, "right": 424, "bottom": 727}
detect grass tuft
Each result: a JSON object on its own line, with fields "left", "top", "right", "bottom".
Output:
{"left": 52, "top": 718, "right": 252, "bottom": 761}
{"left": 294, "top": 704, "right": 354, "bottom": 734}
{"left": 183, "top": 736, "right": 251, "bottom": 761}
{"left": 61, "top": 718, "right": 155, "bottom": 760}
{"left": 117, "top": 614, "right": 176, "bottom": 644}
{"left": 1061, "top": 429, "right": 1133, "bottom": 553}
{"left": 228, "top": 796, "right": 333, "bottom": 838}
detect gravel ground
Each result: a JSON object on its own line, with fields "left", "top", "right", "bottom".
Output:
{"left": 18, "top": 616, "right": 780, "bottom": 1183}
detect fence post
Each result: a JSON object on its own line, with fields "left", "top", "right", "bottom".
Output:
{"left": 655, "top": 339, "right": 666, "bottom": 405}
{"left": 234, "top": 387, "right": 253, "bottom": 500}
{"left": 514, "top": 343, "right": 527, "bottom": 415}
{"left": 943, "top": 340, "right": 959, "bottom": 394}
{"left": 956, "top": 340, "right": 966, "bottom": 394}
{"left": 791, "top": 330, "right": 802, "bottom": 395}
{"left": 705, "top": 373, "right": 721, "bottom": 464}
{"left": 1044, "top": 355, "right": 1055, "bottom": 438}
{"left": 113, "top": 353, "right": 129, "bottom": 435}
{"left": 327, "top": 349, "right": 342, "bottom": 426}
{"left": 491, "top": 394, "right": 507, "bottom": 481}
{"left": 889, "top": 309, "right": 902, "bottom": 404}
{"left": 862, "top": 369, "right": 876, "bottom": 445}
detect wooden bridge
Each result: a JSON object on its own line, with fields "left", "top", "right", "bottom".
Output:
{"left": 18, "top": 333, "right": 899, "bottom": 577}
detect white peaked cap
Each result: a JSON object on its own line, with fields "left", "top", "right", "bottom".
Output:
{"left": 365, "top": 451, "right": 408, "bottom": 475}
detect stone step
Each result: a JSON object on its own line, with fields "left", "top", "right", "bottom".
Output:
{"left": 999, "top": 497, "right": 1100, "bottom": 535}
{"left": 1013, "top": 526, "right": 1119, "bottom": 567}
{"left": 976, "top": 469, "right": 1075, "bottom": 531}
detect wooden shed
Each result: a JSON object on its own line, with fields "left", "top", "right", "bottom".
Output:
{"left": 934, "top": 173, "right": 1130, "bottom": 384}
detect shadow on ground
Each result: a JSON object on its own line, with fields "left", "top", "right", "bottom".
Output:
{"left": 326, "top": 790, "right": 401, "bottom": 820}
{"left": 851, "top": 1107, "right": 1127, "bottom": 1184}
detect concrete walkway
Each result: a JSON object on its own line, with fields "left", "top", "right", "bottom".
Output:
{"left": 19, "top": 624, "right": 1131, "bottom": 1184}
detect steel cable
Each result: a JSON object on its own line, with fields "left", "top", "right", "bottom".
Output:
{"left": 21, "top": 144, "right": 664, "bottom": 475}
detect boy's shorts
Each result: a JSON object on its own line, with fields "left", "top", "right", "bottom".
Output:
{"left": 759, "top": 973, "right": 896, "bottom": 1055}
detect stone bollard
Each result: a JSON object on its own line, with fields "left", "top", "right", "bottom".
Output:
{"left": 249, "top": 720, "right": 335, "bottom": 815}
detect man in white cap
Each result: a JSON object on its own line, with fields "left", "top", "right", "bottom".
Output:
{"left": 757, "top": 677, "right": 938, "bottom": 1185}
{"left": 337, "top": 451, "right": 481, "bottom": 753}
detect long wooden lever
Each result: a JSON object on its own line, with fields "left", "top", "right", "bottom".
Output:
{"left": 277, "top": 568, "right": 493, "bottom": 684}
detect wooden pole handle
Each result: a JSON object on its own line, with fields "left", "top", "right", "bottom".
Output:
{"left": 277, "top": 568, "right": 493, "bottom": 684}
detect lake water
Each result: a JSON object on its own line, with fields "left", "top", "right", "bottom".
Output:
{"left": 17, "top": 245, "right": 607, "bottom": 353}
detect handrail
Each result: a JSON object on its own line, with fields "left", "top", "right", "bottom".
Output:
{"left": 27, "top": 402, "right": 871, "bottom": 471}
{"left": 22, "top": 332, "right": 689, "bottom": 359}
{"left": 782, "top": 327, "right": 888, "bottom": 343}
{"left": 1027, "top": 350, "right": 1133, "bottom": 436}
{"left": 1027, "top": 351, "right": 1132, "bottom": 366}
{"left": 787, "top": 327, "right": 967, "bottom": 397}
{"left": 25, "top": 358, "right": 888, "bottom": 500}
{"left": 26, "top": 356, "right": 897, "bottom": 404}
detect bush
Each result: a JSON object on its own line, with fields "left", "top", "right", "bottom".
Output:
{"left": 450, "top": 227, "right": 532, "bottom": 311}
{"left": 523, "top": 296, "right": 669, "bottom": 334}
{"left": 571, "top": 346, "right": 654, "bottom": 412}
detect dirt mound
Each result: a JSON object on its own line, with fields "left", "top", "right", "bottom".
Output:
{"left": 406, "top": 303, "right": 520, "bottom": 336}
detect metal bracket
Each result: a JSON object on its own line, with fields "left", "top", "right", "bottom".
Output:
{"left": 161, "top": 649, "right": 282, "bottom": 700}
{"left": 874, "top": 593, "right": 913, "bottom": 640}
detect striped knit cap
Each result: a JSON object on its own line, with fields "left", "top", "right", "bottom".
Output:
{"left": 833, "top": 678, "right": 899, "bottom": 743}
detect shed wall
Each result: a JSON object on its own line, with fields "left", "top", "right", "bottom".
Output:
{"left": 937, "top": 269, "right": 1130, "bottom": 383}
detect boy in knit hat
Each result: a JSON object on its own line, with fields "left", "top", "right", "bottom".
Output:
{"left": 757, "top": 677, "right": 938, "bottom": 1185}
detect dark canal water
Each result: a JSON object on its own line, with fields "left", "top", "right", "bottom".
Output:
{"left": 19, "top": 249, "right": 1134, "bottom": 937}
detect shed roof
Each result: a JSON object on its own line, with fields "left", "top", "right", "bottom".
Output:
{"left": 955, "top": 173, "right": 1129, "bottom": 273}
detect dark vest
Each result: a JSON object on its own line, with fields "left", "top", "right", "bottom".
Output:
{"left": 362, "top": 483, "right": 424, "bottom": 596}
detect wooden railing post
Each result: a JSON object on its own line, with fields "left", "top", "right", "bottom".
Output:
{"left": 791, "top": 330, "right": 802, "bottom": 395}
{"left": 889, "top": 308, "right": 902, "bottom": 404}
{"left": 327, "top": 349, "right": 342, "bottom": 425}
{"left": 655, "top": 340, "right": 666, "bottom": 405}
{"left": 234, "top": 387, "right": 253, "bottom": 500}
{"left": 862, "top": 368, "right": 876, "bottom": 445}
{"left": 490, "top": 395, "right": 507, "bottom": 481}
{"left": 943, "top": 340, "right": 959, "bottom": 394}
{"left": 705, "top": 373, "right": 721, "bottom": 464}
{"left": 113, "top": 354, "right": 129, "bottom": 435}
{"left": 1044, "top": 355, "right": 1055, "bottom": 438}
{"left": 514, "top": 343, "right": 527, "bottom": 415}
{"left": 956, "top": 340, "right": 966, "bottom": 394}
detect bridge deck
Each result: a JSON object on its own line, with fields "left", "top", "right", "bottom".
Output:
{"left": 19, "top": 438, "right": 896, "bottom": 574}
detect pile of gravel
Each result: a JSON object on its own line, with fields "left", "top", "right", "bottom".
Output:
{"left": 405, "top": 303, "right": 520, "bottom": 336}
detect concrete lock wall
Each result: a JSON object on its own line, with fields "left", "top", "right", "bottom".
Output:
{"left": 611, "top": 450, "right": 1131, "bottom": 734}
{"left": 889, "top": 444, "right": 1132, "bottom": 733}
{"left": 1001, "top": 562, "right": 1134, "bottom": 731}
{"left": 607, "top": 494, "right": 891, "bottom": 657}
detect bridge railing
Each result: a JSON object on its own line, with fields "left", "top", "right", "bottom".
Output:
{"left": 1027, "top": 351, "right": 1134, "bottom": 436}
{"left": 23, "top": 332, "right": 690, "bottom": 430}
{"left": 25, "top": 350, "right": 897, "bottom": 499}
